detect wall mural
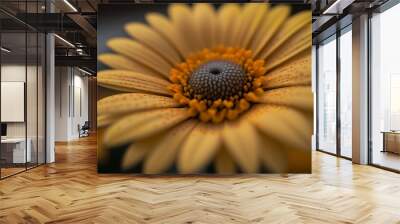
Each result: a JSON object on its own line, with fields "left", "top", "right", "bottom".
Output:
{"left": 97, "top": 3, "right": 313, "bottom": 174}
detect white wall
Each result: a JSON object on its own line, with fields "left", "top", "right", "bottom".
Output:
{"left": 1, "top": 63, "right": 46, "bottom": 163}
{"left": 46, "top": 32, "right": 56, "bottom": 163}
{"left": 1, "top": 82, "right": 25, "bottom": 122}
{"left": 54, "top": 67, "right": 89, "bottom": 141}
{"left": 1, "top": 65, "right": 26, "bottom": 140}
{"left": 1, "top": 65, "right": 35, "bottom": 138}
{"left": 55, "top": 67, "right": 69, "bottom": 141}
{"left": 1, "top": 64, "right": 26, "bottom": 81}
{"left": 71, "top": 73, "right": 89, "bottom": 138}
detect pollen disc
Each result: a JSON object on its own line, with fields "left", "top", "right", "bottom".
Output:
{"left": 188, "top": 60, "right": 247, "bottom": 100}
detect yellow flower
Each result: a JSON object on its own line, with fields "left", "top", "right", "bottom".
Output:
{"left": 98, "top": 3, "right": 313, "bottom": 174}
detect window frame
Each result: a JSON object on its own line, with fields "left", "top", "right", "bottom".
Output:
{"left": 315, "top": 23, "right": 353, "bottom": 160}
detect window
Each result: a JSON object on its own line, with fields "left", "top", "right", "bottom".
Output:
{"left": 389, "top": 75, "right": 400, "bottom": 130}
{"left": 339, "top": 28, "right": 352, "bottom": 158}
{"left": 370, "top": 2, "right": 400, "bottom": 171}
{"left": 316, "top": 25, "right": 353, "bottom": 159}
{"left": 317, "top": 36, "right": 337, "bottom": 154}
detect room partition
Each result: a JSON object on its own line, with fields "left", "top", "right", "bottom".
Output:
{"left": 0, "top": 0, "right": 47, "bottom": 179}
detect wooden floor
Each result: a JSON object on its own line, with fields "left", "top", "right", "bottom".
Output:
{"left": 1, "top": 167, "right": 26, "bottom": 178}
{"left": 1, "top": 135, "right": 400, "bottom": 223}
{"left": 1, "top": 163, "right": 45, "bottom": 178}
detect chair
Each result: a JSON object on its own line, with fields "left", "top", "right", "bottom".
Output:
{"left": 78, "top": 121, "right": 90, "bottom": 138}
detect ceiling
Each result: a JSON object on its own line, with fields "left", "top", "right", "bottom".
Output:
{"left": 1, "top": 0, "right": 390, "bottom": 71}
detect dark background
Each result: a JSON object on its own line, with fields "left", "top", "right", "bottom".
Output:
{"left": 97, "top": 3, "right": 310, "bottom": 70}
{"left": 97, "top": 3, "right": 310, "bottom": 173}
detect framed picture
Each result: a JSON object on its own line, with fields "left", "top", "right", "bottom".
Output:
{"left": 97, "top": 3, "right": 312, "bottom": 174}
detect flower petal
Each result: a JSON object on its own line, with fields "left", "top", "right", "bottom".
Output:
{"left": 97, "top": 128, "right": 109, "bottom": 165}
{"left": 168, "top": 4, "right": 202, "bottom": 53}
{"left": 97, "top": 114, "right": 118, "bottom": 128}
{"left": 143, "top": 120, "right": 197, "bottom": 174}
{"left": 217, "top": 3, "right": 241, "bottom": 46}
{"left": 263, "top": 55, "right": 311, "bottom": 89}
{"left": 124, "top": 22, "right": 181, "bottom": 66}
{"left": 222, "top": 120, "right": 260, "bottom": 173}
{"left": 264, "top": 27, "right": 311, "bottom": 72}
{"left": 251, "top": 5, "right": 290, "bottom": 57}
{"left": 258, "top": 135, "right": 288, "bottom": 173}
{"left": 215, "top": 148, "right": 236, "bottom": 174}
{"left": 281, "top": 109, "right": 313, "bottom": 149}
{"left": 178, "top": 123, "right": 221, "bottom": 173}
{"left": 146, "top": 13, "right": 190, "bottom": 58}
{"left": 257, "top": 86, "right": 313, "bottom": 111}
{"left": 121, "top": 139, "right": 158, "bottom": 171}
{"left": 107, "top": 38, "right": 171, "bottom": 78}
{"left": 97, "top": 70, "right": 171, "bottom": 95}
{"left": 193, "top": 3, "right": 217, "bottom": 49}
{"left": 260, "top": 11, "right": 311, "bottom": 60}
{"left": 266, "top": 41, "right": 311, "bottom": 72}
{"left": 98, "top": 93, "right": 180, "bottom": 117}
{"left": 236, "top": 3, "right": 269, "bottom": 49}
{"left": 104, "top": 108, "right": 190, "bottom": 147}
{"left": 98, "top": 53, "right": 162, "bottom": 78}
{"left": 245, "top": 105, "right": 307, "bottom": 149}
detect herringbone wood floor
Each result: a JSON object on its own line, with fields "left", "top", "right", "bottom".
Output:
{"left": 1, "top": 135, "right": 400, "bottom": 224}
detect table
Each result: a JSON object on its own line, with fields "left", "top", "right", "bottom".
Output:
{"left": 1, "top": 138, "right": 31, "bottom": 163}
{"left": 381, "top": 131, "right": 400, "bottom": 154}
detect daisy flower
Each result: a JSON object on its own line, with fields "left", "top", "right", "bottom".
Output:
{"left": 97, "top": 3, "right": 313, "bottom": 174}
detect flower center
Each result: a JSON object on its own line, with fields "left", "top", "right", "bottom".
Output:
{"left": 189, "top": 60, "right": 247, "bottom": 101}
{"left": 168, "top": 46, "right": 266, "bottom": 123}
